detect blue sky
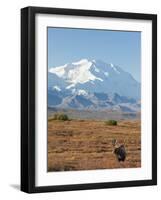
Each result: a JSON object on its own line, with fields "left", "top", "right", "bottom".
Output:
{"left": 48, "top": 27, "right": 141, "bottom": 82}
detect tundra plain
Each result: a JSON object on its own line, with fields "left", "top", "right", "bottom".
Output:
{"left": 48, "top": 118, "right": 141, "bottom": 172}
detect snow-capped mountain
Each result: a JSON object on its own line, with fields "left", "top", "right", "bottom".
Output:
{"left": 48, "top": 59, "right": 141, "bottom": 112}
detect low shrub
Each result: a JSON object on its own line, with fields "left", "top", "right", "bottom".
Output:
{"left": 105, "top": 120, "right": 117, "bottom": 126}
{"left": 50, "top": 113, "right": 69, "bottom": 121}
{"left": 57, "top": 113, "right": 69, "bottom": 121}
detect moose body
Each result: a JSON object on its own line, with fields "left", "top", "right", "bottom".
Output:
{"left": 112, "top": 139, "right": 127, "bottom": 162}
{"left": 114, "top": 145, "right": 126, "bottom": 162}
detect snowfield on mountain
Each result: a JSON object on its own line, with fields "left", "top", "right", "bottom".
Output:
{"left": 48, "top": 59, "right": 141, "bottom": 112}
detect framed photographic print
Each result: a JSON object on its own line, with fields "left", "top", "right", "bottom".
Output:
{"left": 21, "top": 6, "right": 157, "bottom": 193}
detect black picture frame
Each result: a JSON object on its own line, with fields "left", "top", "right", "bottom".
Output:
{"left": 21, "top": 6, "right": 157, "bottom": 193}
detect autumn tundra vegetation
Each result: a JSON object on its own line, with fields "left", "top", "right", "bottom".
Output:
{"left": 48, "top": 113, "right": 141, "bottom": 172}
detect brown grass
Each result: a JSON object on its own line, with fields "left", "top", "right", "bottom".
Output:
{"left": 48, "top": 119, "right": 141, "bottom": 172}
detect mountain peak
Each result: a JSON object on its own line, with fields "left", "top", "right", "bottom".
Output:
{"left": 72, "top": 58, "right": 90, "bottom": 65}
{"left": 49, "top": 59, "right": 140, "bottom": 99}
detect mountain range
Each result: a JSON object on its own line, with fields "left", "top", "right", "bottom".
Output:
{"left": 48, "top": 59, "right": 141, "bottom": 112}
